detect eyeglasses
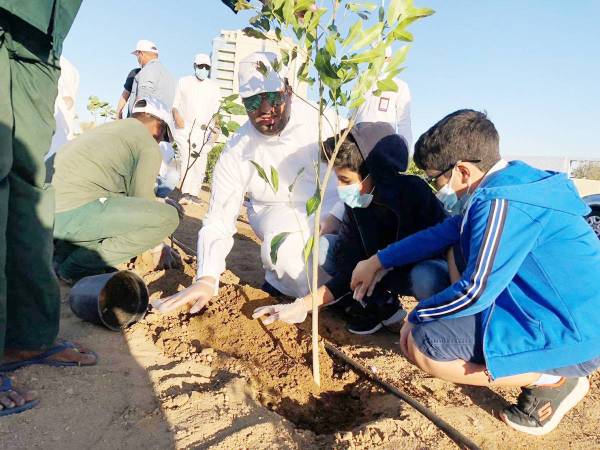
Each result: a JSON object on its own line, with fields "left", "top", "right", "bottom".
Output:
{"left": 242, "top": 91, "right": 286, "bottom": 113}
{"left": 423, "top": 159, "right": 481, "bottom": 189}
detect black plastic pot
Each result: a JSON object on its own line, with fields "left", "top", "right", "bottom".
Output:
{"left": 69, "top": 271, "right": 149, "bottom": 331}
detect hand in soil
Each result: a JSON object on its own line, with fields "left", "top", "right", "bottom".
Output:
{"left": 152, "top": 279, "right": 214, "bottom": 314}
{"left": 0, "top": 378, "right": 36, "bottom": 412}
{"left": 3, "top": 340, "right": 97, "bottom": 366}
{"left": 252, "top": 297, "right": 308, "bottom": 325}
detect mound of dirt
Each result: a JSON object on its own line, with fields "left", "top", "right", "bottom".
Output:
{"left": 144, "top": 280, "right": 394, "bottom": 434}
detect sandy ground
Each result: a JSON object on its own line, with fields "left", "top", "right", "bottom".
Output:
{"left": 2, "top": 191, "right": 599, "bottom": 449}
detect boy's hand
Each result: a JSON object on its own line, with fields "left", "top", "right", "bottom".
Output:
{"left": 252, "top": 298, "right": 308, "bottom": 325}
{"left": 350, "top": 255, "right": 384, "bottom": 294}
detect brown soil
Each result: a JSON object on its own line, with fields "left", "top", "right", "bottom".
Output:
{"left": 3, "top": 191, "right": 599, "bottom": 450}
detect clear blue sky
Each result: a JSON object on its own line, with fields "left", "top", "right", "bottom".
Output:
{"left": 64, "top": 0, "right": 600, "bottom": 159}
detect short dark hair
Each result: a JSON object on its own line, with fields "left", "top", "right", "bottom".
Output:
{"left": 131, "top": 111, "right": 159, "bottom": 124}
{"left": 414, "top": 109, "right": 501, "bottom": 172}
{"left": 322, "top": 131, "right": 368, "bottom": 178}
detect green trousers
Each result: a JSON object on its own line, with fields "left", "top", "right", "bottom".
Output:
{"left": 0, "top": 13, "right": 61, "bottom": 356}
{"left": 54, "top": 197, "right": 179, "bottom": 281}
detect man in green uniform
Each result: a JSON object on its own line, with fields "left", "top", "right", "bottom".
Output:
{"left": 52, "top": 97, "right": 181, "bottom": 282}
{"left": 0, "top": 1, "right": 98, "bottom": 417}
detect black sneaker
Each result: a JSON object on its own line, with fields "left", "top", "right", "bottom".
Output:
{"left": 499, "top": 377, "right": 590, "bottom": 435}
{"left": 346, "top": 297, "right": 407, "bottom": 335}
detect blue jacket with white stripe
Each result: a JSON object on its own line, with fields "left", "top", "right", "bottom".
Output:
{"left": 377, "top": 160, "right": 600, "bottom": 378}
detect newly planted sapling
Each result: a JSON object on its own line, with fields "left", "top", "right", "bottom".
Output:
{"left": 238, "top": 0, "right": 434, "bottom": 385}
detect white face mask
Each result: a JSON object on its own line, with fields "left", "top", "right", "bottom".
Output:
{"left": 435, "top": 168, "right": 472, "bottom": 216}
{"left": 195, "top": 67, "right": 209, "bottom": 81}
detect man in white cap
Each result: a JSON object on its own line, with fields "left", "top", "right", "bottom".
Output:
{"left": 172, "top": 53, "right": 222, "bottom": 204}
{"left": 354, "top": 47, "right": 413, "bottom": 154}
{"left": 52, "top": 97, "right": 181, "bottom": 283}
{"left": 129, "top": 39, "right": 176, "bottom": 113}
{"left": 155, "top": 51, "right": 342, "bottom": 314}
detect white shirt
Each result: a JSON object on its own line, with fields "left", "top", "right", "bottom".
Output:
{"left": 196, "top": 98, "right": 344, "bottom": 281}
{"left": 354, "top": 77, "right": 412, "bottom": 152}
{"left": 172, "top": 76, "right": 222, "bottom": 132}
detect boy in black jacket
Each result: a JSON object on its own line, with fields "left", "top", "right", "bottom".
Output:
{"left": 253, "top": 122, "right": 448, "bottom": 334}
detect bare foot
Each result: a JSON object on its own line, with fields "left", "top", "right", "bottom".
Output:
{"left": 0, "top": 376, "right": 37, "bottom": 414}
{"left": 3, "top": 340, "right": 97, "bottom": 367}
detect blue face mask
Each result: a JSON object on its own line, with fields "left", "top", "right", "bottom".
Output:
{"left": 337, "top": 177, "right": 374, "bottom": 209}
{"left": 436, "top": 170, "right": 472, "bottom": 216}
{"left": 195, "top": 67, "right": 209, "bottom": 81}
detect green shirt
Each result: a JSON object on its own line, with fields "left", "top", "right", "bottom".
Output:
{"left": 0, "top": 0, "right": 82, "bottom": 55}
{"left": 53, "top": 119, "right": 162, "bottom": 213}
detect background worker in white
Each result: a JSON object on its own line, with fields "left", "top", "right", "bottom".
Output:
{"left": 46, "top": 55, "right": 79, "bottom": 161}
{"left": 172, "top": 53, "right": 222, "bottom": 202}
{"left": 354, "top": 47, "right": 413, "bottom": 154}
{"left": 154, "top": 51, "right": 341, "bottom": 314}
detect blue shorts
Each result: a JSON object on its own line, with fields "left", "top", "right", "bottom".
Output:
{"left": 411, "top": 312, "right": 600, "bottom": 377}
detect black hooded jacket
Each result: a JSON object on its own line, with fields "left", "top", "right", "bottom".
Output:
{"left": 325, "top": 123, "right": 447, "bottom": 300}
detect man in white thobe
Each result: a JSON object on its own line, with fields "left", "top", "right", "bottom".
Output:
{"left": 46, "top": 55, "right": 79, "bottom": 161}
{"left": 172, "top": 53, "right": 222, "bottom": 203}
{"left": 354, "top": 47, "right": 413, "bottom": 154}
{"left": 154, "top": 51, "right": 342, "bottom": 314}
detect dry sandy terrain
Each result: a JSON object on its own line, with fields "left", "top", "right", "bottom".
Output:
{"left": 2, "top": 195, "right": 599, "bottom": 450}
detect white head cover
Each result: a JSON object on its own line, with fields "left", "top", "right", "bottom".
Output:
{"left": 131, "top": 97, "right": 174, "bottom": 142}
{"left": 194, "top": 53, "right": 211, "bottom": 66}
{"left": 132, "top": 39, "right": 159, "bottom": 54}
{"left": 238, "top": 51, "right": 286, "bottom": 99}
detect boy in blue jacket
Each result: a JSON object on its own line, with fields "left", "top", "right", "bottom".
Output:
{"left": 351, "top": 109, "right": 600, "bottom": 435}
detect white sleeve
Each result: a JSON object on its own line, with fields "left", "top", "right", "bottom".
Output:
{"left": 172, "top": 79, "right": 184, "bottom": 112}
{"left": 330, "top": 201, "right": 345, "bottom": 220}
{"left": 395, "top": 82, "right": 413, "bottom": 156}
{"left": 196, "top": 147, "right": 247, "bottom": 289}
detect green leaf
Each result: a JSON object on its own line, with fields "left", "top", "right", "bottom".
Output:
{"left": 325, "top": 35, "right": 337, "bottom": 57}
{"left": 270, "top": 166, "right": 279, "bottom": 193}
{"left": 280, "top": 49, "right": 289, "bottom": 66}
{"left": 221, "top": 127, "right": 229, "bottom": 138}
{"left": 226, "top": 120, "right": 240, "bottom": 132}
{"left": 303, "top": 236, "right": 314, "bottom": 264}
{"left": 271, "top": 57, "right": 282, "bottom": 73}
{"left": 387, "top": 0, "right": 404, "bottom": 25}
{"left": 275, "top": 27, "right": 282, "bottom": 41}
{"left": 377, "top": 78, "right": 398, "bottom": 92}
{"left": 242, "top": 27, "right": 267, "bottom": 40}
{"left": 250, "top": 160, "right": 271, "bottom": 188}
{"left": 386, "top": 45, "right": 410, "bottom": 72}
{"left": 392, "top": 29, "right": 414, "bottom": 42}
{"left": 270, "top": 232, "right": 290, "bottom": 265}
{"left": 282, "top": 0, "right": 295, "bottom": 23}
{"left": 223, "top": 102, "right": 246, "bottom": 115}
{"left": 350, "top": 22, "right": 384, "bottom": 51}
{"left": 305, "top": 189, "right": 321, "bottom": 217}
{"left": 342, "top": 20, "right": 363, "bottom": 48}
{"left": 223, "top": 94, "right": 239, "bottom": 102}
{"left": 288, "top": 167, "right": 305, "bottom": 192}
{"left": 256, "top": 60, "right": 268, "bottom": 76}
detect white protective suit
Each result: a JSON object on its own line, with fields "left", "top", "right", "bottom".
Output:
{"left": 197, "top": 98, "right": 344, "bottom": 298}
{"left": 46, "top": 56, "right": 79, "bottom": 160}
{"left": 354, "top": 77, "right": 412, "bottom": 155}
{"left": 172, "top": 76, "right": 222, "bottom": 196}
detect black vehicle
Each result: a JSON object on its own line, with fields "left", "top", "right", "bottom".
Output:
{"left": 584, "top": 194, "right": 600, "bottom": 239}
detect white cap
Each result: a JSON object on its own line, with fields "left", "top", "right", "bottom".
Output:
{"left": 238, "top": 51, "right": 286, "bottom": 99}
{"left": 131, "top": 97, "right": 173, "bottom": 143}
{"left": 132, "top": 39, "right": 159, "bottom": 54}
{"left": 194, "top": 53, "right": 211, "bottom": 66}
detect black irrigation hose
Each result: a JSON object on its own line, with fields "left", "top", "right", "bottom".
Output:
{"left": 170, "top": 237, "right": 481, "bottom": 450}
{"left": 323, "top": 341, "right": 481, "bottom": 450}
